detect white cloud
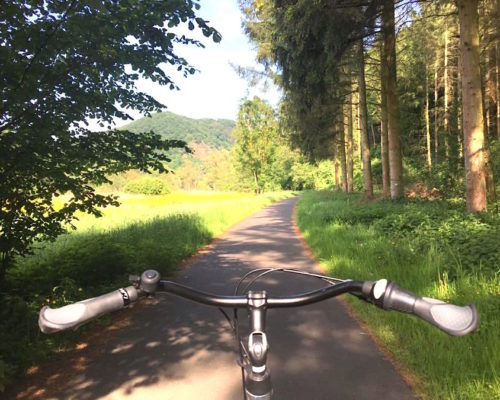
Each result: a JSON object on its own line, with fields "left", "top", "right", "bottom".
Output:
{"left": 116, "top": 0, "right": 280, "bottom": 126}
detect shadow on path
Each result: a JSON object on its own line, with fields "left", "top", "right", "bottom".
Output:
{"left": 11, "top": 197, "right": 415, "bottom": 400}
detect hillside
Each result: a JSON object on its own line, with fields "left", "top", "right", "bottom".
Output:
{"left": 120, "top": 111, "right": 235, "bottom": 150}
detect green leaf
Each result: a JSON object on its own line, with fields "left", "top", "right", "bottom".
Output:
{"left": 213, "top": 31, "right": 222, "bottom": 43}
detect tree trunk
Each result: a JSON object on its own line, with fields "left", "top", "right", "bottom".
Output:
{"left": 380, "top": 39, "right": 390, "bottom": 196}
{"left": 457, "top": 0, "right": 487, "bottom": 212}
{"left": 334, "top": 142, "right": 340, "bottom": 190}
{"left": 357, "top": 38, "right": 373, "bottom": 199}
{"left": 485, "top": 150, "right": 498, "bottom": 208}
{"left": 497, "top": 39, "right": 500, "bottom": 139}
{"left": 434, "top": 49, "right": 440, "bottom": 165}
{"left": 425, "top": 65, "right": 432, "bottom": 173}
{"left": 484, "top": 47, "right": 491, "bottom": 139}
{"left": 356, "top": 93, "right": 362, "bottom": 161}
{"left": 496, "top": 37, "right": 500, "bottom": 139}
{"left": 457, "top": 44, "right": 464, "bottom": 159}
{"left": 444, "top": 26, "right": 451, "bottom": 161}
{"left": 346, "top": 78, "right": 354, "bottom": 193}
{"left": 489, "top": 0, "right": 500, "bottom": 140}
{"left": 370, "top": 124, "right": 376, "bottom": 147}
{"left": 0, "top": 252, "right": 10, "bottom": 289}
{"left": 382, "top": 0, "right": 403, "bottom": 199}
{"left": 338, "top": 111, "right": 348, "bottom": 192}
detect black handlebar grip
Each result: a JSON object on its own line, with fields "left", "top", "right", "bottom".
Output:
{"left": 39, "top": 286, "right": 138, "bottom": 334}
{"left": 371, "top": 280, "right": 479, "bottom": 336}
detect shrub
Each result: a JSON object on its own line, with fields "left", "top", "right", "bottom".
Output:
{"left": 123, "top": 176, "right": 169, "bottom": 195}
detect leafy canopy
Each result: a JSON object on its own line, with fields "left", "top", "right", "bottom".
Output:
{"left": 0, "top": 0, "right": 220, "bottom": 278}
{"left": 233, "top": 96, "right": 280, "bottom": 192}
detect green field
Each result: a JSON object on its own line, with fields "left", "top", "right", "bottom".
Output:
{"left": 1, "top": 191, "right": 293, "bottom": 390}
{"left": 296, "top": 191, "right": 500, "bottom": 400}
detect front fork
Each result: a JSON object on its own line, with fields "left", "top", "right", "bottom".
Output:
{"left": 244, "top": 291, "right": 273, "bottom": 400}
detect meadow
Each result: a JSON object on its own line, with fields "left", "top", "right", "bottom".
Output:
{"left": 1, "top": 191, "right": 293, "bottom": 390}
{"left": 296, "top": 191, "right": 500, "bottom": 400}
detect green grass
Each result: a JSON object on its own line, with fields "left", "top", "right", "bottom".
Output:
{"left": 1, "top": 191, "right": 294, "bottom": 391}
{"left": 296, "top": 191, "right": 500, "bottom": 400}
{"left": 13, "top": 191, "right": 292, "bottom": 294}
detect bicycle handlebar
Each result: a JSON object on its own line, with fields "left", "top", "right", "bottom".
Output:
{"left": 363, "top": 279, "right": 479, "bottom": 336}
{"left": 39, "top": 286, "right": 138, "bottom": 334}
{"left": 157, "top": 279, "right": 365, "bottom": 308}
{"left": 38, "top": 270, "right": 479, "bottom": 336}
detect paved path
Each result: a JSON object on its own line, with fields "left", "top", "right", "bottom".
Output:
{"left": 27, "top": 197, "right": 415, "bottom": 400}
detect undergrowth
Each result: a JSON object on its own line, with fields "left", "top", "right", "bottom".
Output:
{"left": 296, "top": 191, "right": 499, "bottom": 400}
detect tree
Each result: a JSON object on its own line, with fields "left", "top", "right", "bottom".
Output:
{"left": 337, "top": 110, "right": 348, "bottom": 193}
{"left": 379, "top": 39, "right": 391, "bottom": 195}
{"left": 456, "top": 0, "right": 488, "bottom": 211}
{"left": 233, "top": 97, "right": 279, "bottom": 193}
{"left": 240, "top": 0, "right": 381, "bottom": 158}
{"left": 345, "top": 71, "right": 355, "bottom": 193}
{"left": 0, "top": 0, "right": 221, "bottom": 283}
{"left": 382, "top": 0, "right": 403, "bottom": 199}
{"left": 357, "top": 39, "right": 374, "bottom": 199}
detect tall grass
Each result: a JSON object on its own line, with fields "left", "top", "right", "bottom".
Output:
{"left": 296, "top": 191, "right": 499, "bottom": 400}
{"left": 1, "top": 191, "right": 294, "bottom": 391}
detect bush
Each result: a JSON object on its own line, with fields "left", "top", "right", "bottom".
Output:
{"left": 123, "top": 176, "right": 169, "bottom": 195}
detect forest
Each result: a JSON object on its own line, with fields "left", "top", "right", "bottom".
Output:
{"left": 235, "top": 0, "right": 500, "bottom": 212}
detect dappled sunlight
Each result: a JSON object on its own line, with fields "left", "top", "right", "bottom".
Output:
{"left": 111, "top": 342, "right": 134, "bottom": 354}
{"left": 12, "top": 196, "right": 415, "bottom": 400}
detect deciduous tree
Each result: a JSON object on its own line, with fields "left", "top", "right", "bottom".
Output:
{"left": 0, "top": 0, "right": 220, "bottom": 282}
{"left": 233, "top": 97, "right": 279, "bottom": 193}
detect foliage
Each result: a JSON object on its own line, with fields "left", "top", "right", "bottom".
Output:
{"left": 297, "top": 191, "right": 500, "bottom": 399}
{"left": 490, "top": 140, "right": 500, "bottom": 189}
{"left": 201, "top": 149, "right": 242, "bottom": 191}
{"left": 124, "top": 176, "right": 170, "bottom": 195}
{"left": 2, "top": 192, "right": 293, "bottom": 392}
{"left": 233, "top": 97, "right": 280, "bottom": 192}
{"left": 231, "top": 96, "right": 342, "bottom": 192}
{"left": 122, "top": 111, "right": 234, "bottom": 149}
{"left": 241, "top": 0, "right": 381, "bottom": 158}
{"left": 0, "top": 0, "right": 220, "bottom": 282}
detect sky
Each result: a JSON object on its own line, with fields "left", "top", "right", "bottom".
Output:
{"left": 109, "top": 0, "right": 280, "bottom": 128}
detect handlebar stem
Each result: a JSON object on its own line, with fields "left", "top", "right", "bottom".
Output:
{"left": 246, "top": 290, "right": 272, "bottom": 400}
{"left": 248, "top": 291, "right": 267, "bottom": 332}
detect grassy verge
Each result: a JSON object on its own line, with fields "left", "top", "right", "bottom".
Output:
{"left": 1, "top": 191, "right": 294, "bottom": 391}
{"left": 296, "top": 191, "right": 499, "bottom": 400}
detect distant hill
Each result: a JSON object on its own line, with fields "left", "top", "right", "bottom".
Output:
{"left": 120, "top": 111, "right": 235, "bottom": 150}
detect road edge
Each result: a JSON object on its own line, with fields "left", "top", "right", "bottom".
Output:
{"left": 291, "top": 198, "right": 418, "bottom": 396}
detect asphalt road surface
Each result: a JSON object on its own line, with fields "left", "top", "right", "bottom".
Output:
{"left": 20, "top": 197, "right": 415, "bottom": 400}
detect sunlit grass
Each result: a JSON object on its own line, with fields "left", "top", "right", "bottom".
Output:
{"left": 54, "top": 191, "right": 258, "bottom": 230}
{"left": 13, "top": 191, "right": 295, "bottom": 291}
{"left": 296, "top": 191, "right": 499, "bottom": 400}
